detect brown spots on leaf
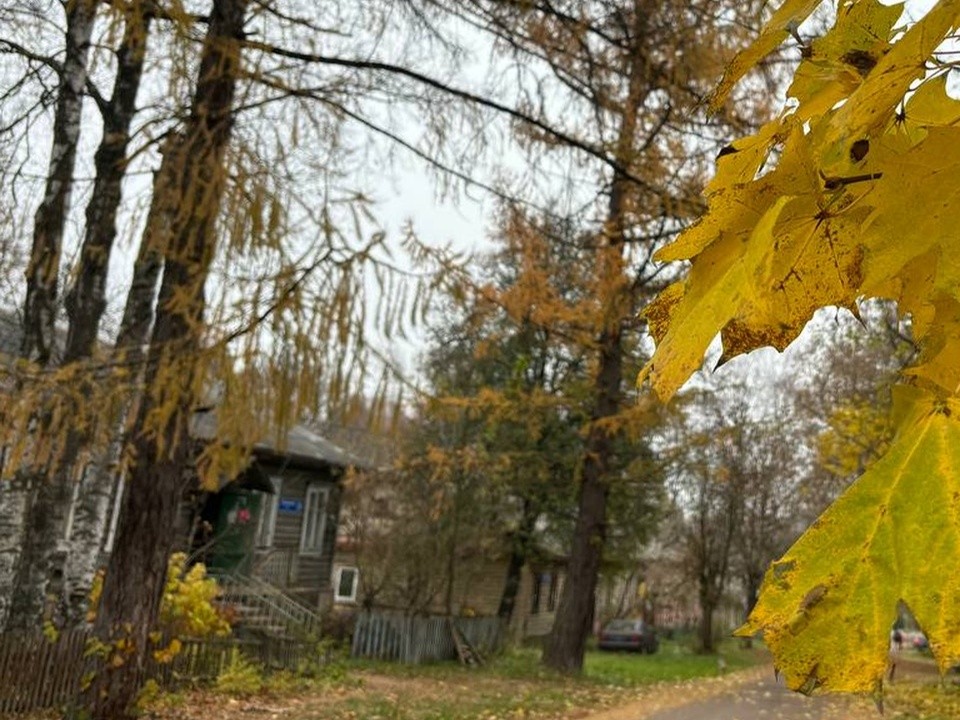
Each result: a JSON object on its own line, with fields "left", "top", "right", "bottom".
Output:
{"left": 643, "top": 282, "right": 684, "bottom": 344}
{"left": 800, "top": 584, "right": 828, "bottom": 612}
{"left": 850, "top": 139, "right": 870, "bottom": 162}
{"left": 841, "top": 49, "right": 878, "bottom": 77}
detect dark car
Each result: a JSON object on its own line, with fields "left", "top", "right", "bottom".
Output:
{"left": 597, "top": 618, "right": 659, "bottom": 654}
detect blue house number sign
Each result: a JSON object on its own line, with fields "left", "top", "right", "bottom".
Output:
{"left": 278, "top": 498, "right": 303, "bottom": 515}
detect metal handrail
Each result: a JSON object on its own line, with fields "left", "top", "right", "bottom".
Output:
{"left": 217, "top": 572, "right": 322, "bottom": 638}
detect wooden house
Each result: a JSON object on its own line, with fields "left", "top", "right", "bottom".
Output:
{"left": 99, "top": 412, "right": 363, "bottom": 612}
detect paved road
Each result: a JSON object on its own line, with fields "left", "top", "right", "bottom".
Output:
{"left": 641, "top": 673, "right": 874, "bottom": 720}
{"left": 586, "top": 658, "right": 941, "bottom": 720}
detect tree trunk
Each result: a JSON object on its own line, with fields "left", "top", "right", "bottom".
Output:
{"left": 496, "top": 498, "right": 537, "bottom": 624}
{"left": 4, "top": 460, "right": 73, "bottom": 631}
{"left": 79, "top": 1, "right": 246, "bottom": 716}
{"left": 65, "top": 130, "right": 184, "bottom": 623}
{"left": 542, "top": 452, "right": 609, "bottom": 671}
{"left": 20, "top": 0, "right": 98, "bottom": 364}
{"left": 4, "top": 6, "right": 153, "bottom": 632}
{"left": 739, "top": 569, "right": 763, "bottom": 649}
{"left": 699, "top": 595, "right": 716, "bottom": 653}
{"left": 541, "top": 2, "right": 648, "bottom": 674}
{"left": 64, "top": 6, "right": 152, "bottom": 364}
{"left": 0, "top": 0, "right": 98, "bottom": 630}
{"left": 0, "top": 476, "right": 29, "bottom": 627}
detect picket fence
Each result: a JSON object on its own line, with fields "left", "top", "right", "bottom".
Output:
{"left": 0, "top": 630, "right": 321, "bottom": 714}
{"left": 351, "top": 611, "right": 504, "bottom": 664}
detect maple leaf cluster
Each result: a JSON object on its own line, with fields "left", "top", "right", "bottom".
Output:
{"left": 642, "top": 0, "right": 960, "bottom": 695}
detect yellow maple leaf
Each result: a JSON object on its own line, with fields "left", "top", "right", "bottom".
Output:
{"left": 740, "top": 386, "right": 960, "bottom": 692}
{"left": 710, "top": 0, "right": 825, "bottom": 111}
{"left": 788, "top": 0, "right": 902, "bottom": 122}
{"left": 819, "top": 0, "right": 960, "bottom": 170}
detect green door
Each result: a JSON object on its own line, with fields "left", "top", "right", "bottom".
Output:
{"left": 208, "top": 489, "right": 262, "bottom": 576}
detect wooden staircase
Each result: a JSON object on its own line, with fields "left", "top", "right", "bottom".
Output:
{"left": 216, "top": 572, "right": 322, "bottom": 640}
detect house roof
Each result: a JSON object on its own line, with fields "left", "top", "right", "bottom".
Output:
{"left": 191, "top": 410, "right": 368, "bottom": 472}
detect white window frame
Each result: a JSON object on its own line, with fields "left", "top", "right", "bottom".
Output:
{"left": 255, "top": 476, "right": 282, "bottom": 548}
{"left": 299, "top": 484, "right": 329, "bottom": 556}
{"left": 333, "top": 565, "right": 359, "bottom": 603}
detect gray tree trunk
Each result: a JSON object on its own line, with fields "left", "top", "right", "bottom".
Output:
{"left": 20, "top": 0, "right": 98, "bottom": 364}
{"left": 0, "top": 477, "right": 29, "bottom": 627}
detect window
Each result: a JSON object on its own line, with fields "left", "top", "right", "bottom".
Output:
{"left": 255, "top": 477, "right": 282, "bottom": 548}
{"left": 333, "top": 565, "right": 359, "bottom": 603}
{"left": 300, "top": 484, "right": 329, "bottom": 555}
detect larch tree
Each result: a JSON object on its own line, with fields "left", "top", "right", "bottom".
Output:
{"left": 414, "top": 209, "right": 591, "bottom": 625}
{"left": 434, "top": 0, "right": 773, "bottom": 672}
{"left": 641, "top": 0, "right": 960, "bottom": 695}
{"left": 80, "top": 1, "right": 249, "bottom": 715}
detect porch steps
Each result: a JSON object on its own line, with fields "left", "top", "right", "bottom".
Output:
{"left": 216, "top": 572, "right": 322, "bottom": 640}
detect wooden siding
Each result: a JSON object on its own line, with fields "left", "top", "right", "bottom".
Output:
{"left": 330, "top": 552, "right": 563, "bottom": 640}
{"left": 249, "top": 463, "right": 341, "bottom": 608}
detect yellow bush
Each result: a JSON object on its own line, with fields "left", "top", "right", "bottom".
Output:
{"left": 159, "top": 553, "right": 231, "bottom": 639}
{"left": 88, "top": 552, "right": 231, "bottom": 664}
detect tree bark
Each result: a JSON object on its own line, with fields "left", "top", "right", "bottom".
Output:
{"left": 63, "top": 133, "right": 180, "bottom": 623}
{"left": 4, "top": 6, "right": 153, "bottom": 632}
{"left": 0, "top": 476, "right": 29, "bottom": 627}
{"left": 541, "top": 2, "right": 648, "bottom": 674}
{"left": 64, "top": 6, "right": 152, "bottom": 364}
{"left": 20, "top": 0, "right": 98, "bottom": 364}
{"left": 0, "top": 0, "right": 99, "bottom": 631}
{"left": 64, "top": 154, "right": 186, "bottom": 621}
{"left": 699, "top": 594, "right": 716, "bottom": 653}
{"left": 80, "top": 1, "right": 247, "bottom": 716}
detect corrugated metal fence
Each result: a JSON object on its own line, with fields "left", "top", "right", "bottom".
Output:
{"left": 351, "top": 611, "right": 504, "bottom": 664}
{"left": 0, "top": 630, "right": 322, "bottom": 714}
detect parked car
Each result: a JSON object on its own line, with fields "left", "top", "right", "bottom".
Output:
{"left": 597, "top": 618, "right": 659, "bottom": 654}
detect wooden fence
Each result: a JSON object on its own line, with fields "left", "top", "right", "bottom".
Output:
{"left": 0, "top": 630, "right": 324, "bottom": 714}
{"left": 351, "top": 611, "right": 504, "bottom": 664}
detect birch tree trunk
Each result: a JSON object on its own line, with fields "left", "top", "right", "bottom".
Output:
{"left": 0, "top": 0, "right": 98, "bottom": 630}
{"left": 81, "top": 1, "right": 247, "bottom": 715}
{"left": 20, "top": 0, "right": 98, "bottom": 364}
{"left": 66, "top": 130, "right": 179, "bottom": 626}
{"left": 5, "top": 5, "right": 152, "bottom": 632}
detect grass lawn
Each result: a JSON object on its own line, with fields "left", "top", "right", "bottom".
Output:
{"left": 361, "top": 638, "right": 764, "bottom": 686}
{"left": 132, "top": 642, "right": 958, "bottom": 720}
{"left": 140, "top": 638, "right": 769, "bottom": 720}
